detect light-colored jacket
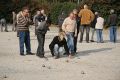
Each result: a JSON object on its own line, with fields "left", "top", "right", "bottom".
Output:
{"left": 95, "top": 17, "right": 104, "bottom": 29}
{"left": 62, "top": 17, "right": 77, "bottom": 35}
{"left": 78, "top": 9, "right": 94, "bottom": 25}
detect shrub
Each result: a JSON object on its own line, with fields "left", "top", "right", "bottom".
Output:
{"left": 50, "top": 2, "right": 77, "bottom": 24}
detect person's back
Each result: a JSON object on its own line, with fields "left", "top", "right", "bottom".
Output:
{"left": 108, "top": 9, "right": 118, "bottom": 43}
{"left": 108, "top": 13, "right": 117, "bottom": 26}
{"left": 79, "top": 8, "right": 94, "bottom": 25}
{"left": 96, "top": 17, "right": 104, "bottom": 29}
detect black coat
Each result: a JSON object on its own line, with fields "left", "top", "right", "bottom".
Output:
{"left": 49, "top": 36, "right": 69, "bottom": 54}
{"left": 108, "top": 14, "right": 118, "bottom": 26}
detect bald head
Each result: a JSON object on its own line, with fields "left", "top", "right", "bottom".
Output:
{"left": 84, "top": 4, "right": 88, "bottom": 9}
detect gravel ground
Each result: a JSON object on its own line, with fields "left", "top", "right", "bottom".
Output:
{"left": 0, "top": 25, "right": 120, "bottom": 80}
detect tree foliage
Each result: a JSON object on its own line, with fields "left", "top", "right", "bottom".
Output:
{"left": 0, "top": 0, "right": 119, "bottom": 24}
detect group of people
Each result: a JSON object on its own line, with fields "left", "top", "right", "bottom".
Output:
{"left": 1, "top": 4, "right": 118, "bottom": 59}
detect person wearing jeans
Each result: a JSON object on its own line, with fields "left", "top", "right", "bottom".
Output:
{"left": 80, "top": 25, "right": 90, "bottom": 43}
{"left": 95, "top": 13, "right": 104, "bottom": 43}
{"left": 96, "top": 29, "right": 103, "bottom": 43}
{"left": 19, "top": 31, "right": 31, "bottom": 54}
{"left": 78, "top": 4, "right": 94, "bottom": 43}
{"left": 108, "top": 9, "right": 118, "bottom": 43}
{"left": 17, "top": 7, "right": 33, "bottom": 56}
{"left": 66, "top": 32, "right": 74, "bottom": 54}
{"left": 73, "top": 9, "right": 80, "bottom": 53}
{"left": 62, "top": 12, "right": 77, "bottom": 56}
{"left": 49, "top": 32, "right": 69, "bottom": 59}
{"left": 90, "top": 12, "right": 99, "bottom": 42}
{"left": 110, "top": 26, "right": 117, "bottom": 42}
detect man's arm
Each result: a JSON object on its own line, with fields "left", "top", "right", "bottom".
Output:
{"left": 62, "top": 18, "right": 67, "bottom": 32}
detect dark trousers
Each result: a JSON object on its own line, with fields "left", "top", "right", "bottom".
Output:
{"left": 36, "top": 33, "right": 45, "bottom": 57}
{"left": 19, "top": 31, "right": 31, "bottom": 54}
{"left": 80, "top": 25, "right": 90, "bottom": 42}
{"left": 74, "top": 36, "right": 78, "bottom": 53}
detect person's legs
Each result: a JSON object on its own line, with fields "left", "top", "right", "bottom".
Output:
{"left": 96, "top": 29, "right": 100, "bottom": 43}
{"left": 79, "top": 26, "right": 84, "bottom": 43}
{"left": 66, "top": 33, "right": 74, "bottom": 55}
{"left": 91, "top": 28, "right": 95, "bottom": 42}
{"left": 54, "top": 44, "right": 60, "bottom": 58}
{"left": 36, "top": 34, "right": 40, "bottom": 56}
{"left": 100, "top": 29, "right": 103, "bottom": 42}
{"left": 36, "top": 33, "right": 45, "bottom": 57}
{"left": 113, "top": 27, "right": 117, "bottom": 42}
{"left": 110, "top": 26, "right": 114, "bottom": 42}
{"left": 19, "top": 32, "right": 25, "bottom": 55}
{"left": 86, "top": 26, "right": 90, "bottom": 43}
{"left": 74, "top": 36, "right": 77, "bottom": 53}
{"left": 25, "top": 32, "right": 31, "bottom": 54}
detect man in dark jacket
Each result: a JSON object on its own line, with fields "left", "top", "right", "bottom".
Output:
{"left": 35, "top": 9, "right": 49, "bottom": 58}
{"left": 49, "top": 32, "right": 69, "bottom": 59}
{"left": 33, "top": 10, "right": 41, "bottom": 35}
{"left": 108, "top": 9, "right": 118, "bottom": 43}
{"left": 90, "top": 12, "right": 99, "bottom": 42}
{"left": 73, "top": 9, "right": 80, "bottom": 53}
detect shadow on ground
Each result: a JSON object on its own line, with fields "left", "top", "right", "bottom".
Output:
{"left": 76, "top": 48, "right": 113, "bottom": 57}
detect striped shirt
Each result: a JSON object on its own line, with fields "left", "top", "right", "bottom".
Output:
{"left": 17, "top": 11, "right": 30, "bottom": 31}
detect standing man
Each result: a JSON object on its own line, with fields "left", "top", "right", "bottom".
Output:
{"left": 35, "top": 9, "right": 49, "bottom": 58}
{"left": 0, "top": 18, "right": 8, "bottom": 32}
{"left": 17, "top": 7, "right": 33, "bottom": 56}
{"left": 78, "top": 4, "right": 94, "bottom": 43}
{"left": 108, "top": 9, "right": 118, "bottom": 43}
{"left": 62, "top": 12, "right": 77, "bottom": 57}
{"left": 12, "top": 11, "right": 17, "bottom": 31}
{"left": 33, "top": 10, "right": 41, "bottom": 35}
{"left": 90, "top": 12, "right": 99, "bottom": 42}
{"left": 73, "top": 9, "right": 80, "bottom": 53}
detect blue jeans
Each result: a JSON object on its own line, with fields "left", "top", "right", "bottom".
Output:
{"left": 109, "top": 26, "right": 117, "bottom": 42}
{"left": 66, "top": 32, "right": 74, "bottom": 54}
{"left": 19, "top": 31, "right": 31, "bottom": 54}
{"left": 54, "top": 44, "right": 64, "bottom": 56}
{"left": 96, "top": 29, "right": 103, "bottom": 43}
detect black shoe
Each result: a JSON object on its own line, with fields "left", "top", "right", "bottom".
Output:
{"left": 20, "top": 53, "right": 25, "bottom": 56}
{"left": 27, "top": 52, "right": 35, "bottom": 55}
{"left": 54, "top": 56, "right": 59, "bottom": 59}
{"left": 90, "top": 40, "right": 95, "bottom": 42}
{"left": 37, "top": 55, "right": 45, "bottom": 58}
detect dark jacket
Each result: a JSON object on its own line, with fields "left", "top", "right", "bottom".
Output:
{"left": 108, "top": 14, "right": 118, "bottom": 26}
{"left": 91, "top": 15, "right": 98, "bottom": 28}
{"left": 35, "top": 14, "right": 48, "bottom": 35}
{"left": 49, "top": 36, "right": 69, "bottom": 54}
